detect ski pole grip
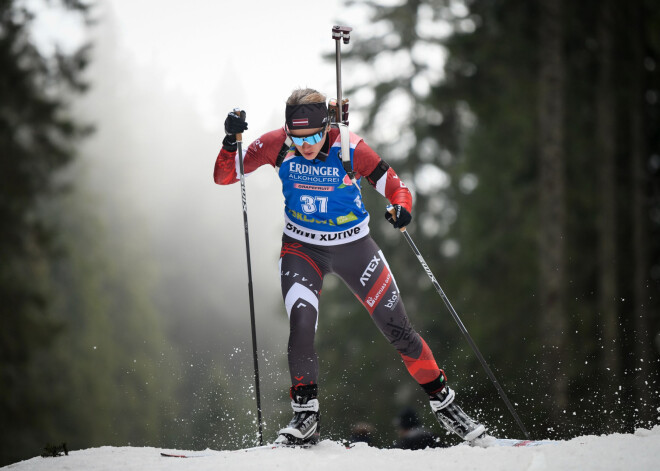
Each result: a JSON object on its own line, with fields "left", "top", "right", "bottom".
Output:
{"left": 233, "top": 108, "right": 246, "bottom": 142}
{"left": 386, "top": 205, "right": 407, "bottom": 233}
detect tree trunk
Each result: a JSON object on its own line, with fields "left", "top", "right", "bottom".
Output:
{"left": 538, "top": 0, "right": 568, "bottom": 418}
{"left": 596, "top": 0, "right": 620, "bottom": 420}
{"left": 629, "top": 0, "right": 652, "bottom": 425}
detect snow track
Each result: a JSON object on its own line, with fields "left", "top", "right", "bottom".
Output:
{"left": 6, "top": 426, "right": 660, "bottom": 471}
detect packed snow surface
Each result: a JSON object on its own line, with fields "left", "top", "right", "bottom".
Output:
{"left": 5, "top": 426, "right": 660, "bottom": 471}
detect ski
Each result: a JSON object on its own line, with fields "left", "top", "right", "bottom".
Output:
{"left": 240, "top": 442, "right": 316, "bottom": 452}
{"left": 160, "top": 442, "right": 317, "bottom": 458}
{"left": 160, "top": 452, "right": 217, "bottom": 458}
{"left": 471, "top": 436, "right": 556, "bottom": 448}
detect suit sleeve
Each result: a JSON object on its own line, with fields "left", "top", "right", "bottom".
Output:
{"left": 353, "top": 140, "right": 413, "bottom": 213}
{"left": 213, "top": 128, "right": 286, "bottom": 185}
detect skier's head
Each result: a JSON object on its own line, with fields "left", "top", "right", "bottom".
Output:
{"left": 285, "top": 88, "right": 330, "bottom": 161}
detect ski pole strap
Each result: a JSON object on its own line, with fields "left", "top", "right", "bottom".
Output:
{"left": 386, "top": 204, "right": 407, "bottom": 233}
{"left": 275, "top": 136, "right": 293, "bottom": 168}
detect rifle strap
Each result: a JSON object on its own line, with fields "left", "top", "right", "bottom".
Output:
{"left": 275, "top": 136, "right": 293, "bottom": 168}
{"left": 337, "top": 123, "right": 356, "bottom": 184}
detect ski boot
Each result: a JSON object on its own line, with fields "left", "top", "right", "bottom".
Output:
{"left": 429, "top": 386, "right": 486, "bottom": 441}
{"left": 275, "top": 384, "right": 320, "bottom": 446}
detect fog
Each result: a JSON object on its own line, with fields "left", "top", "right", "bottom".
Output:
{"left": 69, "top": 0, "right": 360, "bottom": 362}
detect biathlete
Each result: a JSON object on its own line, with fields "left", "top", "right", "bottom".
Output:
{"left": 213, "top": 87, "right": 486, "bottom": 446}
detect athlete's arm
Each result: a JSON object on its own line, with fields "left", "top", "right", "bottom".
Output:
{"left": 213, "top": 128, "right": 287, "bottom": 185}
{"left": 353, "top": 141, "right": 413, "bottom": 212}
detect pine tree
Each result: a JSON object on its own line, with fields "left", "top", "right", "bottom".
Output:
{"left": 0, "top": 1, "right": 92, "bottom": 464}
{"left": 328, "top": 0, "right": 660, "bottom": 439}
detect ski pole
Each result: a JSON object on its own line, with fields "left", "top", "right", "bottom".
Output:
{"left": 235, "top": 110, "right": 264, "bottom": 445}
{"left": 386, "top": 206, "right": 531, "bottom": 440}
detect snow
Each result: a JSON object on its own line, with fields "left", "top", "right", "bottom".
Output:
{"left": 5, "top": 426, "right": 660, "bottom": 471}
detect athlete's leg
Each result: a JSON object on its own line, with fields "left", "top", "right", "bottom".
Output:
{"left": 333, "top": 236, "right": 486, "bottom": 440}
{"left": 332, "top": 236, "right": 446, "bottom": 394}
{"left": 279, "top": 237, "right": 328, "bottom": 387}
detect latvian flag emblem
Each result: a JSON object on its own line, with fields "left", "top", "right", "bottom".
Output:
{"left": 292, "top": 118, "right": 309, "bottom": 127}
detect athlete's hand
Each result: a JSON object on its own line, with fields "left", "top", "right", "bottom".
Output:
{"left": 225, "top": 109, "right": 248, "bottom": 134}
{"left": 222, "top": 109, "right": 248, "bottom": 152}
{"left": 385, "top": 204, "right": 412, "bottom": 229}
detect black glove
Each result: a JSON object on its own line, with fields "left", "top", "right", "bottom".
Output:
{"left": 385, "top": 204, "right": 412, "bottom": 229}
{"left": 223, "top": 109, "right": 248, "bottom": 152}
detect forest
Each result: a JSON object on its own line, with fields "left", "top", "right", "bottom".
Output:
{"left": 1, "top": 0, "right": 659, "bottom": 466}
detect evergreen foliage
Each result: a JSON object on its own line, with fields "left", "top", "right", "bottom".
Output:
{"left": 316, "top": 0, "right": 660, "bottom": 445}
{"left": 0, "top": 0, "right": 92, "bottom": 463}
{"left": 0, "top": 2, "right": 177, "bottom": 465}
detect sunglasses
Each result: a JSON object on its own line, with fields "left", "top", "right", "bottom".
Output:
{"left": 287, "top": 128, "right": 325, "bottom": 146}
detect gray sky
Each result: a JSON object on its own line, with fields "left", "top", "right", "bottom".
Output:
{"left": 26, "top": 0, "right": 369, "bottom": 351}
{"left": 24, "top": 0, "right": 456, "bottom": 391}
{"left": 84, "top": 0, "right": 353, "bottom": 298}
{"left": 108, "top": 0, "right": 350, "bottom": 132}
{"left": 26, "top": 1, "right": 452, "bottom": 317}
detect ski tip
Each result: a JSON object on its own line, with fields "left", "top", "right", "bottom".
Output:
{"left": 160, "top": 452, "right": 188, "bottom": 458}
